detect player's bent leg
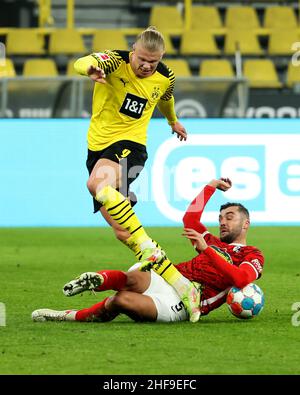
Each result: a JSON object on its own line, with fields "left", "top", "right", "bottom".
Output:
{"left": 142, "top": 269, "right": 189, "bottom": 322}
{"left": 63, "top": 272, "right": 104, "bottom": 297}
{"left": 63, "top": 269, "right": 128, "bottom": 296}
{"left": 100, "top": 206, "right": 130, "bottom": 242}
{"left": 125, "top": 267, "right": 152, "bottom": 293}
{"left": 140, "top": 257, "right": 201, "bottom": 323}
{"left": 100, "top": 201, "right": 164, "bottom": 262}
{"left": 88, "top": 158, "right": 165, "bottom": 262}
{"left": 96, "top": 185, "right": 161, "bottom": 253}
{"left": 107, "top": 291, "right": 157, "bottom": 322}
{"left": 87, "top": 158, "right": 122, "bottom": 196}
{"left": 75, "top": 297, "right": 118, "bottom": 322}
{"left": 100, "top": 206, "right": 142, "bottom": 259}
{"left": 99, "top": 184, "right": 162, "bottom": 256}
{"left": 88, "top": 159, "right": 139, "bottom": 255}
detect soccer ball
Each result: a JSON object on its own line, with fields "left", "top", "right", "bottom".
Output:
{"left": 226, "top": 283, "right": 265, "bottom": 319}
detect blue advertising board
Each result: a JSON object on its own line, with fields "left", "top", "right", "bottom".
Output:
{"left": 1, "top": 119, "right": 300, "bottom": 226}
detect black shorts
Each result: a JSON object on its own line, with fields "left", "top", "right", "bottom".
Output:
{"left": 86, "top": 140, "right": 148, "bottom": 213}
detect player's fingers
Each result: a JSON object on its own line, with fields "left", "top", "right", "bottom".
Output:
{"left": 87, "top": 65, "right": 95, "bottom": 74}
{"left": 222, "top": 177, "right": 232, "bottom": 185}
{"left": 183, "top": 228, "right": 198, "bottom": 236}
{"left": 220, "top": 180, "right": 231, "bottom": 189}
{"left": 183, "top": 228, "right": 194, "bottom": 232}
{"left": 177, "top": 132, "right": 187, "bottom": 141}
{"left": 182, "top": 234, "right": 197, "bottom": 241}
{"left": 182, "top": 231, "right": 194, "bottom": 237}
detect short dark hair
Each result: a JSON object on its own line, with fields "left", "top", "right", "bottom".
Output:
{"left": 220, "top": 202, "right": 250, "bottom": 219}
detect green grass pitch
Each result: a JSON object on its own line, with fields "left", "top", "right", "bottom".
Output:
{"left": 1, "top": 226, "right": 300, "bottom": 375}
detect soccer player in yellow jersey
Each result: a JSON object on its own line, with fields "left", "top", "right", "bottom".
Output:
{"left": 74, "top": 26, "right": 186, "bottom": 255}
{"left": 74, "top": 26, "right": 199, "bottom": 320}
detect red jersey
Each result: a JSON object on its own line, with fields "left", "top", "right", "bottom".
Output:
{"left": 175, "top": 184, "right": 264, "bottom": 316}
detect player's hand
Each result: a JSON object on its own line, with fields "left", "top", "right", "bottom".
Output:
{"left": 182, "top": 228, "right": 208, "bottom": 252}
{"left": 87, "top": 65, "right": 106, "bottom": 83}
{"left": 171, "top": 122, "right": 187, "bottom": 141}
{"left": 209, "top": 178, "right": 232, "bottom": 191}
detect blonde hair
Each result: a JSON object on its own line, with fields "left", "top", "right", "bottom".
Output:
{"left": 135, "top": 26, "right": 165, "bottom": 52}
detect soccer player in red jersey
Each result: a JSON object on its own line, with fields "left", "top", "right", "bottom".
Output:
{"left": 171, "top": 177, "right": 264, "bottom": 316}
{"left": 32, "top": 178, "right": 264, "bottom": 324}
{"left": 135, "top": 177, "right": 264, "bottom": 320}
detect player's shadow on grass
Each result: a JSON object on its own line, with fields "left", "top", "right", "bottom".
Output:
{"left": 92, "top": 317, "right": 258, "bottom": 326}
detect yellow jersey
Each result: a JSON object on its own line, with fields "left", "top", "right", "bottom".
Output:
{"left": 74, "top": 50, "right": 178, "bottom": 151}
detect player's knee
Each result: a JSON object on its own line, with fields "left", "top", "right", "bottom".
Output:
{"left": 86, "top": 177, "right": 97, "bottom": 196}
{"left": 125, "top": 270, "right": 150, "bottom": 293}
{"left": 111, "top": 291, "right": 132, "bottom": 310}
{"left": 87, "top": 175, "right": 117, "bottom": 197}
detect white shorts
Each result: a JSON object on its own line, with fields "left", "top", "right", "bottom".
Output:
{"left": 128, "top": 263, "right": 188, "bottom": 322}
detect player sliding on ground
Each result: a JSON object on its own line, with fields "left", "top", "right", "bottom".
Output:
{"left": 32, "top": 178, "right": 265, "bottom": 324}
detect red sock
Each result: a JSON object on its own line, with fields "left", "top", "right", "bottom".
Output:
{"left": 75, "top": 297, "right": 116, "bottom": 322}
{"left": 95, "top": 270, "right": 127, "bottom": 291}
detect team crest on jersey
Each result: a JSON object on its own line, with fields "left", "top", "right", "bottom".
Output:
{"left": 151, "top": 87, "right": 161, "bottom": 100}
{"left": 210, "top": 245, "right": 233, "bottom": 264}
{"left": 233, "top": 245, "right": 242, "bottom": 253}
{"left": 93, "top": 52, "right": 110, "bottom": 61}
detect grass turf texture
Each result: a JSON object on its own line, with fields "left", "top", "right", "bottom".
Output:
{"left": 1, "top": 226, "right": 300, "bottom": 375}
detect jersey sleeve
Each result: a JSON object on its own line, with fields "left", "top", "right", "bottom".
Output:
{"left": 203, "top": 246, "right": 258, "bottom": 288}
{"left": 157, "top": 95, "right": 178, "bottom": 125}
{"left": 183, "top": 185, "right": 216, "bottom": 234}
{"left": 74, "top": 50, "right": 123, "bottom": 76}
{"left": 91, "top": 50, "right": 123, "bottom": 74}
{"left": 160, "top": 67, "right": 175, "bottom": 101}
{"left": 239, "top": 249, "right": 264, "bottom": 279}
{"left": 74, "top": 54, "right": 98, "bottom": 75}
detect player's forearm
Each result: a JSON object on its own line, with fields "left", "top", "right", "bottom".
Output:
{"left": 74, "top": 55, "right": 98, "bottom": 76}
{"left": 203, "top": 247, "right": 256, "bottom": 288}
{"left": 157, "top": 96, "right": 178, "bottom": 125}
{"left": 182, "top": 185, "right": 216, "bottom": 233}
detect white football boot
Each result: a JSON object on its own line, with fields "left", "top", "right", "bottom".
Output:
{"left": 32, "top": 309, "right": 76, "bottom": 322}
{"left": 63, "top": 272, "right": 104, "bottom": 297}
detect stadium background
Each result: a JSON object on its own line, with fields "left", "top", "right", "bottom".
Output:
{"left": 1, "top": 0, "right": 300, "bottom": 378}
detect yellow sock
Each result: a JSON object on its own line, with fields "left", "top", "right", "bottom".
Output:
{"left": 123, "top": 236, "right": 162, "bottom": 261}
{"left": 96, "top": 186, "right": 150, "bottom": 246}
{"left": 152, "top": 258, "right": 192, "bottom": 297}
{"left": 122, "top": 235, "right": 141, "bottom": 257}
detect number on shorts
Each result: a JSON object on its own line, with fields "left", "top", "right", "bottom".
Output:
{"left": 171, "top": 300, "right": 185, "bottom": 313}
